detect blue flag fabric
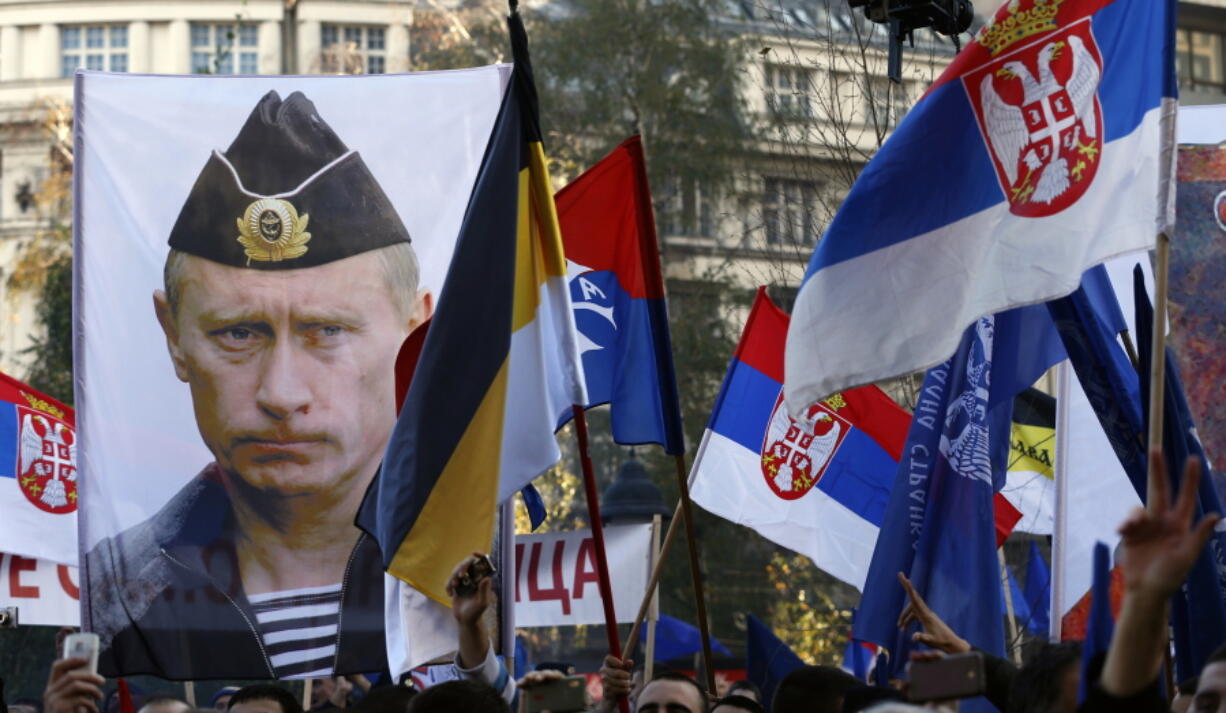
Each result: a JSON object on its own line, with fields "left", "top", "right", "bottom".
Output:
{"left": 854, "top": 318, "right": 1005, "bottom": 713}
{"left": 1023, "top": 541, "right": 1051, "bottom": 637}
{"left": 641, "top": 614, "right": 731, "bottom": 661}
{"left": 1078, "top": 543, "right": 1115, "bottom": 703}
{"left": 519, "top": 483, "right": 547, "bottom": 531}
{"left": 746, "top": 614, "right": 805, "bottom": 711}
{"left": 1133, "top": 267, "right": 1226, "bottom": 681}
{"left": 1006, "top": 568, "right": 1031, "bottom": 630}
{"left": 1045, "top": 266, "right": 1148, "bottom": 497}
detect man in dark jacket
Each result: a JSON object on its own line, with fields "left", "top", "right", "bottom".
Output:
{"left": 84, "top": 89, "right": 432, "bottom": 680}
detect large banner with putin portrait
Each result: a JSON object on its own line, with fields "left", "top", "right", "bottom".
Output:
{"left": 74, "top": 69, "right": 509, "bottom": 680}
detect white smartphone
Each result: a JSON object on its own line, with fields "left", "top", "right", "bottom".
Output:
{"left": 62, "top": 632, "right": 100, "bottom": 675}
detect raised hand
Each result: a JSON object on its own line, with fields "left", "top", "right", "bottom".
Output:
{"left": 1118, "top": 451, "right": 1221, "bottom": 600}
{"left": 897, "top": 572, "right": 971, "bottom": 654}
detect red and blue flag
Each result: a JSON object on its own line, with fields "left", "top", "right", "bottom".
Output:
{"left": 558, "top": 136, "right": 685, "bottom": 455}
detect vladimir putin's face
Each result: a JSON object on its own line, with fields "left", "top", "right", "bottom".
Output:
{"left": 154, "top": 249, "right": 428, "bottom": 500}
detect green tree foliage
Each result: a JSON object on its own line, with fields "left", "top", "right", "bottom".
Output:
{"left": 23, "top": 255, "right": 74, "bottom": 404}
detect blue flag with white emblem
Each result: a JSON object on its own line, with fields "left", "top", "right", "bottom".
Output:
{"left": 854, "top": 318, "right": 1005, "bottom": 713}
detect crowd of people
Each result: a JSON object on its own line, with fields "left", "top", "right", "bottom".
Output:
{"left": 18, "top": 452, "right": 1226, "bottom": 713}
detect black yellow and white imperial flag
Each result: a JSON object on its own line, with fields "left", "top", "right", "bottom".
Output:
{"left": 74, "top": 68, "right": 510, "bottom": 679}
{"left": 1000, "top": 388, "right": 1057, "bottom": 535}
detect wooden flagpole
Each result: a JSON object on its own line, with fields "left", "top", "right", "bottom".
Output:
{"left": 571, "top": 405, "right": 631, "bottom": 713}
{"left": 998, "top": 548, "right": 1023, "bottom": 665}
{"left": 623, "top": 501, "right": 682, "bottom": 660}
{"left": 302, "top": 679, "right": 313, "bottom": 712}
{"left": 672, "top": 453, "right": 717, "bottom": 695}
{"left": 1146, "top": 233, "right": 1171, "bottom": 505}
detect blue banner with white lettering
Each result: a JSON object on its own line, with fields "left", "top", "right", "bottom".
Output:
{"left": 854, "top": 318, "right": 1005, "bottom": 712}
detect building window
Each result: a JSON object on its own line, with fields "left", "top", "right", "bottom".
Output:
{"left": 1177, "top": 27, "right": 1226, "bottom": 94}
{"left": 865, "top": 79, "right": 912, "bottom": 127}
{"left": 320, "top": 24, "right": 387, "bottom": 74}
{"left": 764, "top": 63, "right": 814, "bottom": 118}
{"left": 763, "top": 178, "right": 820, "bottom": 247}
{"left": 659, "top": 176, "right": 715, "bottom": 239}
{"left": 191, "top": 23, "right": 259, "bottom": 75}
{"left": 61, "top": 24, "right": 129, "bottom": 77}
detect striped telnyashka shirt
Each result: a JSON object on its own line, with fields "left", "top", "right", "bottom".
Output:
{"left": 248, "top": 583, "right": 343, "bottom": 679}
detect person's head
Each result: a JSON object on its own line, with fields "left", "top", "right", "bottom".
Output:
{"left": 155, "top": 90, "right": 431, "bottom": 507}
{"left": 1006, "top": 641, "right": 1081, "bottom": 713}
{"left": 211, "top": 687, "right": 241, "bottom": 712}
{"left": 1173, "top": 676, "right": 1199, "bottom": 713}
{"left": 350, "top": 685, "right": 415, "bottom": 713}
{"left": 841, "top": 686, "right": 906, "bottom": 713}
{"left": 712, "top": 694, "right": 765, "bottom": 713}
{"left": 137, "top": 696, "right": 190, "bottom": 713}
{"left": 404, "top": 680, "right": 509, "bottom": 713}
{"left": 726, "top": 681, "right": 761, "bottom": 703}
{"left": 772, "top": 665, "right": 861, "bottom": 713}
{"left": 1194, "top": 643, "right": 1226, "bottom": 713}
{"left": 228, "top": 685, "right": 303, "bottom": 713}
{"left": 635, "top": 673, "right": 708, "bottom": 713}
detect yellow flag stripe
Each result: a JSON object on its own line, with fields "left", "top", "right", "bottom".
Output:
{"left": 528, "top": 142, "right": 567, "bottom": 278}
{"left": 389, "top": 359, "right": 509, "bottom": 604}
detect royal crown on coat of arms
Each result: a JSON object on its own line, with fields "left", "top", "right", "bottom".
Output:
{"left": 977, "top": 0, "right": 1065, "bottom": 56}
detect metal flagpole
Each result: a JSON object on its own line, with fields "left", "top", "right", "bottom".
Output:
{"left": 1050, "top": 361, "right": 1072, "bottom": 642}
{"left": 571, "top": 405, "right": 630, "bottom": 713}
{"left": 645, "top": 513, "right": 662, "bottom": 683}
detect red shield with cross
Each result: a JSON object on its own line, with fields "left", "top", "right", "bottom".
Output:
{"left": 964, "top": 17, "right": 1104, "bottom": 218}
{"left": 760, "top": 392, "right": 849, "bottom": 501}
{"left": 16, "top": 405, "right": 77, "bottom": 514}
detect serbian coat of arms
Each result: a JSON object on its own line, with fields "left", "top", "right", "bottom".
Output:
{"left": 760, "top": 392, "right": 850, "bottom": 501}
{"left": 16, "top": 404, "right": 77, "bottom": 514}
{"left": 964, "top": 1, "right": 1103, "bottom": 218}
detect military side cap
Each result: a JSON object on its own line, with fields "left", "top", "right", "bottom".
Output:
{"left": 167, "top": 90, "right": 410, "bottom": 269}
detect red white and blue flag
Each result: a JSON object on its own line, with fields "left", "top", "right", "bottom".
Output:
{"left": 690, "top": 289, "right": 911, "bottom": 590}
{"left": 786, "top": 0, "right": 1176, "bottom": 412}
{"left": 0, "top": 372, "right": 77, "bottom": 565}
{"left": 559, "top": 136, "right": 685, "bottom": 455}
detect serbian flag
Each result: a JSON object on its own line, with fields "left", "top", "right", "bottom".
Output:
{"left": 785, "top": 0, "right": 1177, "bottom": 412}
{"left": 360, "top": 2, "right": 584, "bottom": 631}
{"left": 690, "top": 289, "right": 910, "bottom": 591}
{"left": 557, "top": 136, "right": 684, "bottom": 455}
{"left": 0, "top": 372, "right": 77, "bottom": 566}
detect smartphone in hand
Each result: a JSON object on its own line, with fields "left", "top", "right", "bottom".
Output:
{"left": 62, "top": 632, "right": 100, "bottom": 675}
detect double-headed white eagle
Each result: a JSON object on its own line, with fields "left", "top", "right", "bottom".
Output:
{"left": 21, "top": 414, "right": 76, "bottom": 508}
{"left": 980, "top": 35, "right": 1101, "bottom": 204}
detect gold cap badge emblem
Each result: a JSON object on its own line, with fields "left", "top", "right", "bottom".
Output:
{"left": 236, "top": 198, "right": 311, "bottom": 264}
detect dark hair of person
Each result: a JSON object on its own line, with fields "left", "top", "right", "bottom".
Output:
{"left": 1006, "top": 641, "right": 1082, "bottom": 713}
{"left": 771, "top": 665, "right": 861, "bottom": 713}
{"left": 726, "top": 680, "right": 762, "bottom": 701}
{"left": 840, "top": 685, "right": 906, "bottom": 713}
{"left": 1209, "top": 642, "right": 1226, "bottom": 666}
{"left": 351, "top": 685, "right": 415, "bottom": 713}
{"left": 1178, "top": 676, "right": 1201, "bottom": 696}
{"left": 648, "top": 672, "right": 708, "bottom": 712}
{"left": 228, "top": 685, "right": 303, "bottom": 713}
{"left": 712, "top": 694, "right": 765, "bottom": 713}
{"left": 404, "top": 681, "right": 508, "bottom": 713}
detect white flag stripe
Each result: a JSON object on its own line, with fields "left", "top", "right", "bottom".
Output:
{"left": 248, "top": 584, "right": 342, "bottom": 603}
{"left": 787, "top": 102, "right": 1168, "bottom": 412}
